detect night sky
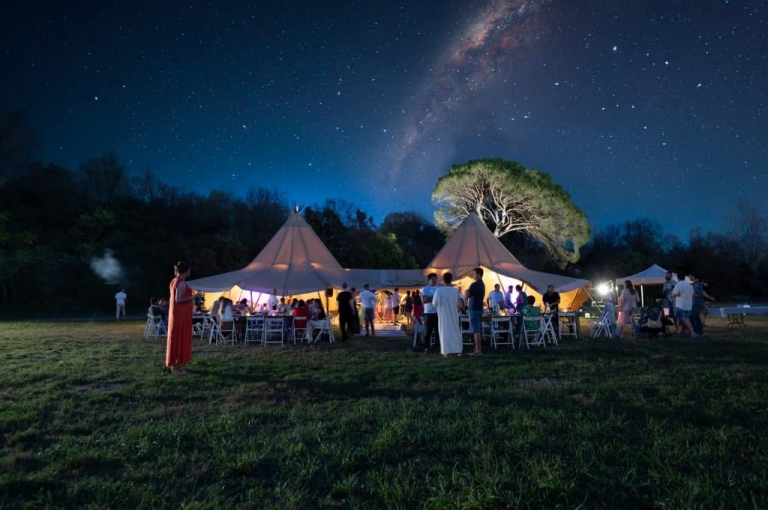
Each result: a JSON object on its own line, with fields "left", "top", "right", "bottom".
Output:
{"left": 1, "top": 1, "right": 765, "bottom": 238}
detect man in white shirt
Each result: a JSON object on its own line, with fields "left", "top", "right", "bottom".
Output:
{"left": 357, "top": 284, "right": 377, "bottom": 337}
{"left": 672, "top": 275, "right": 696, "bottom": 337}
{"left": 115, "top": 288, "right": 127, "bottom": 320}
{"left": 391, "top": 288, "right": 401, "bottom": 324}
{"left": 421, "top": 273, "right": 439, "bottom": 352}
{"left": 487, "top": 284, "right": 504, "bottom": 312}
{"left": 268, "top": 289, "right": 279, "bottom": 311}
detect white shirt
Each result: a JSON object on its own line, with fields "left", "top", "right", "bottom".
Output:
{"left": 421, "top": 285, "right": 438, "bottom": 314}
{"left": 358, "top": 289, "right": 376, "bottom": 309}
{"left": 488, "top": 290, "right": 504, "bottom": 308}
{"left": 268, "top": 294, "right": 279, "bottom": 309}
{"left": 115, "top": 291, "right": 127, "bottom": 305}
{"left": 672, "top": 280, "right": 694, "bottom": 311}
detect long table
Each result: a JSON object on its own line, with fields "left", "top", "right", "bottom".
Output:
{"left": 709, "top": 307, "right": 768, "bottom": 327}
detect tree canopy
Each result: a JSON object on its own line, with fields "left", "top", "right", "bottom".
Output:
{"left": 432, "top": 158, "right": 590, "bottom": 266}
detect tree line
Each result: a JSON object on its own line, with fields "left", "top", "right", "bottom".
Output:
{"left": 1, "top": 110, "right": 765, "bottom": 317}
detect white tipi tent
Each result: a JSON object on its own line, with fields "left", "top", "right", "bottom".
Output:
{"left": 425, "top": 213, "right": 591, "bottom": 310}
{"left": 187, "top": 211, "right": 347, "bottom": 297}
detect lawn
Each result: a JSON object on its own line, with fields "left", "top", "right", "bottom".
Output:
{"left": 1, "top": 317, "right": 767, "bottom": 509}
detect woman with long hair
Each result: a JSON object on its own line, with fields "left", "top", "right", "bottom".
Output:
{"left": 165, "top": 261, "right": 195, "bottom": 374}
{"left": 617, "top": 279, "right": 639, "bottom": 338}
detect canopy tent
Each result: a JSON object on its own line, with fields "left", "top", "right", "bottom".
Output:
{"left": 424, "top": 213, "right": 591, "bottom": 311}
{"left": 188, "top": 211, "right": 347, "bottom": 297}
{"left": 615, "top": 264, "right": 677, "bottom": 306}
{"left": 343, "top": 268, "right": 426, "bottom": 291}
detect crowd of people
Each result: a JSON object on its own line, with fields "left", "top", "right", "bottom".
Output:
{"left": 155, "top": 260, "right": 717, "bottom": 375}
{"left": 598, "top": 270, "right": 715, "bottom": 339}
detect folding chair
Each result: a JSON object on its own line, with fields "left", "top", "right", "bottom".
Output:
{"left": 412, "top": 316, "right": 425, "bottom": 348}
{"left": 244, "top": 316, "right": 265, "bottom": 345}
{"left": 290, "top": 316, "right": 309, "bottom": 344}
{"left": 589, "top": 310, "right": 615, "bottom": 339}
{"left": 312, "top": 317, "right": 335, "bottom": 343}
{"left": 540, "top": 314, "right": 558, "bottom": 346}
{"left": 491, "top": 316, "right": 514, "bottom": 349}
{"left": 214, "top": 319, "right": 237, "bottom": 345}
{"left": 263, "top": 317, "right": 285, "bottom": 346}
{"left": 460, "top": 316, "right": 474, "bottom": 347}
{"left": 522, "top": 315, "right": 546, "bottom": 348}
{"left": 144, "top": 313, "right": 166, "bottom": 340}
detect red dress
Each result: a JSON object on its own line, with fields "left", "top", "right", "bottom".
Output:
{"left": 165, "top": 277, "right": 193, "bottom": 367}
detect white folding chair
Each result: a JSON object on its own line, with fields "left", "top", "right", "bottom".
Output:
{"left": 214, "top": 320, "right": 237, "bottom": 345}
{"left": 244, "top": 316, "right": 265, "bottom": 345}
{"left": 263, "top": 317, "right": 285, "bottom": 346}
{"left": 412, "top": 316, "right": 425, "bottom": 348}
{"left": 590, "top": 310, "right": 615, "bottom": 339}
{"left": 290, "top": 316, "right": 310, "bottom": 344}
{"left": 144, "top": 313, "right": 166, "bottom": 340}
{"left": 559, "top": 312, "right": 578, "bottom": 339}
{"left": 539, "top": 314, "right": 558, "bottom": 346}
{"left": 521, "top": 315, "right": 546, "bottom": 348}
{"left": 460, "top": 316, "right": 474, "bottom": 346}
{"left": 491, "top": 316, "right": 514, "bottom": 349}
{"left": 312, "top": 317, "right": 335, "bottom": 343}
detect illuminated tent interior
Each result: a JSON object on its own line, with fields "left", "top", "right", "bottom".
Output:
{"left": 424, "top": 213, "right": 591, "bottom": 311}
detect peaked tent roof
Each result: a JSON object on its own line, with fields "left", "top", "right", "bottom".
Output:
{"left": 187, "top": 211, "right": 347, "bottom": 295}
{"left": 615, "top": 264, "right": 677, "bottom": 286}
{"left": 424, "top": 213, "right": 590, "bottom": 294}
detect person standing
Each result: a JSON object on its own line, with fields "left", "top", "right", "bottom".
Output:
{"left": 504, "top": 285, "right": 516, "bottom": 313}
{"left": 268, "top": 289, "right": 279, "bottom": 311}
{"left": 542, "top": 284, "right": 561, "bottom": 341}
{"left": 421, "top": 273, "right": 440, "bottom": 352}
{"left": 661, "top": 271, "right": 677, "bottom": 332}
{"left": 402, "top": 290, "right": 414, "bottom": 326}
{"left": 486, "top": 284, "right": 504, "bottom": 314}
{"left": 391, "top": 288, "right": 401, "bottom": 324}
{"left": 336, "top": 282, "right": 355, "bottom": 342}
{"left": 688, "top": 272, "right": 714, "bottom": 336}
{"left": 672, "top": 275, "right": 696, "bottom": 337}
{"left": 432, "top": 272, "right": 463, "bottom": 357}
{"left": 166, "top": 261, "right": 195, "bottom": 374}
{"left": 514, "top": 285, "right": 528, "bottom": 313}
{"left": 115, "top": 288, "right": 127, "bottom": 320}
{"left": 617, "top": 280, "right": 639, "bottom": 338}
{"left": 465, "top": 267, "right": 486, "bottom": 355}
{"left": 358, "top": 284, "right": 377, "bottom": 337}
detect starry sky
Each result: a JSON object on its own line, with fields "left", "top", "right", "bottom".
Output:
{"left": 1, "top": 0, "right": 765, "bottom": 238}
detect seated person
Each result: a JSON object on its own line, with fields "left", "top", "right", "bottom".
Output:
{"left": 148, "top": 297, "right": 163, "bottom": 318}
{"left": 308, "top": 300, "right": 329, "bottom": 338}
{"left": 457, "top": 297, "right": 467, "bottom": 316}
{"left": 235, "top": 298, "right": 250, "bottom": 315}
{"left": 291, "top": 300, "right": 309, "bottom": 329}
{"left": 277, "top": 298, "right": 288, "bottom": 314}
{"left": 521, "top": 295, "right": 542, "bottom": 332}
{"left": 217, "top": 297, "right": 235, "bottom": 338}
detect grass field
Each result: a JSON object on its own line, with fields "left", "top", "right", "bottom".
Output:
{"left": 2, "top": 316, "right": 768, "bottom": 509}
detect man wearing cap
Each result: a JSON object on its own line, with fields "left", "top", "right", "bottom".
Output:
{"left": 336, "top": 283, "right": 355, "bottom": 342}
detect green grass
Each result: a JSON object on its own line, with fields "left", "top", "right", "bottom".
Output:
{"left": 2, "top": 317, "right": 768, "bottom": 508}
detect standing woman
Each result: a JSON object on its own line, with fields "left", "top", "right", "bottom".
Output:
{"left": 166, "top": 261, "right": 195, "bottom": 374}
{"left": 617, "top": 279, "right": 639, "bottom": 338}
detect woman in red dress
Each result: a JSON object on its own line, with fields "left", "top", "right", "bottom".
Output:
{"left": 165, "top": 261, "right": 195, "bottom": 374}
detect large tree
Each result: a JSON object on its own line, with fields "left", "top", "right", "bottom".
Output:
{"left": 432, "top": 158, "right": 590, "bottom": 265}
